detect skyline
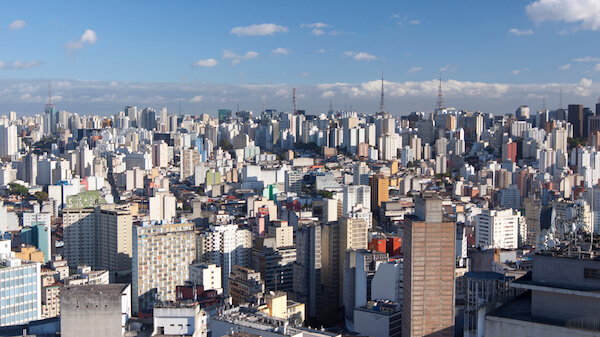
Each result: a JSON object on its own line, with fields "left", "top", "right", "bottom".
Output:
{"left": 2, "top": 0, "right": 600, "bottom": 116}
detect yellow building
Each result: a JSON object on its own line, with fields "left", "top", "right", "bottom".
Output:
{"left": 258, "top": 291, "right": 305, "bottom": 325}
{"left": 15, "top": 245, "right": 45, "bottom": 263}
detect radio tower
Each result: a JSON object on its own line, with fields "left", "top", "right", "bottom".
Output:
{"left": 292, "top": 88, "right": 298, "bottom": 114}
{"left": 436, "top": 72, "right": 444, "bottom": 112}
{"left": 379, "top": 70, "right": 386, "bottom": 114}
{"left": 559, "top": 87, "right": 563, "bottom": 110}
{"left": 542, "top": 96, "right": 547, "bottom": 111}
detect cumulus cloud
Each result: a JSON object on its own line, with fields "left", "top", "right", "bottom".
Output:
{"left": 65, "top": 29, "right": 98, "bottom": 50}
{"left": 272, "top": 48, "right": 290, "bottom": 55}
{"left": 526, "top": 0, "right": 600, "bottom": 30}
{"left": 509, "top": 28, "right": 533, "bottom": 36}
{"left": 8, "top": 20, "right": 26, "bottom": 30}
{"left": 189, "top": 95, "right": 203, "bottom": 102}
{"left": 409, "top": 66, "right": 422, "bottom": 73}
{"left": 559, "top": 64, "right": 571, "bottom": 70}
{"left": 344, "top": 51, "right": 381, "bottom": 61}
{"left": 0, "top": 60, "right": 42, "bottom": 70}
{"left": 512, "top": 68, "right": 530, "bottom": 75}
{"left": 595, "top": 63, "right": 600, "bottom": 71}
{"left": 311, "top": 29, "right": 324, "bottom": 36}
{"left": 192, "top": 58, "right": 219, "bottom": 67}
{"left": 574, "top": 56, "right": 600, "bottom": 62}
{"left": 230, "top": 23, "right": 288, "bottom": 36}
{"left": 222, "top": 50, "right": 259, "bottom": 65}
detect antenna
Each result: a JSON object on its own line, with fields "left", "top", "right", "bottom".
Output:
{"left": 542, "top": 96, "right": 547, "bottom": 111}
{"left": 178, "top": 98, "right": 181, "bottom": 116}
{"left": 263, "top": 96, "right": 266, "bottom": 113}
{"left": 436, "top": 72, "right": 444, "bottom": 112}
{"left": 293, "top": 88, "right": 297, "bottom": 114}
{"left": 559, "top": 87, "right": 563, "bottom": 110}
{"left": 47, "top": 80, "right": 52, "bottom": 104}
{"left": 379, "top": 69, "right": 386, "bottom": 113}
{"left": 329, "top": 99, "right": 334, "bottom": 113}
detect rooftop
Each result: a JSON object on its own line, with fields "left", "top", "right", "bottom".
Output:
{"left": 61, "top": 283, "right": 129, "bottom": 297}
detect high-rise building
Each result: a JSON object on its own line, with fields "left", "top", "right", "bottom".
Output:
{"left": 181, "top": 148, "right": 201, "bottom": 180}
{"left": 228, "top": 265, "right": 265, "bottom": 305}
{"left": 197, "top": 224, "right": 253, "bottom": 294}
{"left": 0, "top": 124, "right": 18, "bottom": 157}
{"left": 152, "top": 141, "right": 169, "bottom": 168}
{"left": 568, "top": 104, "right": 584, "bottom": 139}
{"left": 132, "top": 220, "right": 196, "bottom": 313}
{"left": 353, "top": 162, "right": 370, "bottom": 186}
{"left": 63, "top": 206, "right": 132, "bottom": 279}
{"left": 148, "top": 192, "right": 177, "bottom": 221}
{"left": 21, "top": 223, "right": 51, "bottom": 263}
{"left": 0, "top": 239, "right": 42, "bottom": 327}
{"left": 189, "top": 263, "right": 222, "bottom": 294}
{"left": 475, "top": 208, "right": 520, "bottom": 250}
{"left": 293, "top": 223, "right": 324, "bottom": 318}
{"left": 343, "top": 185, "right": 371, "bottom": 215}
{"left": 402, "top": 193, "right": 455, "bottom": 337}
{"left": 369, "top": 175, "right": 389, "bottom": 210}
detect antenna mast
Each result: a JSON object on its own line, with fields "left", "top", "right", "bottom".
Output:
{"left": 379, "top": 69, "right": 386, "bottom": 113}
{"left": 436, "top": 72, "right": 444, "bottom": 112}
{"left": 542, "top": 96, "right": 547, "bottom": 111}
{"left": 48, "top": 80, "right": 52, "bottom": 104}
{"left": 559, "top": 87, "right": 563, "bottom": 110}
{"left": 292, "top": 88, "right": 297, "bottom": 114}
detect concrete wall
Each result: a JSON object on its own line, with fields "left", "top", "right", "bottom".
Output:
{"left": 532, "top": 290, "right": 600, "bottom": 322}
{"left": 485, "top": 316, "right": 600, "bottom": 337}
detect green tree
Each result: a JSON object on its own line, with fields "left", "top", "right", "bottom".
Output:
{"left": 34, "top": 191, "right": 48, "bottom": 204}
{"left": 219, "top": 138, "right": 233, "bottom": 151}
{"left": 9, "top": 183, "right": 28, "bottom": 198}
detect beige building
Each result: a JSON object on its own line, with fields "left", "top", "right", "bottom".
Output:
{"left": 189, "top": 263, "right": 222, "bottom": 294}
{"left": 132, "top": 220, "right": 196, "bottom": 313}
{"left": 181, "top": 148, "right": 201, "bottom": 180}
{"left": 267, "top": 220, "right": 293, "bottom": 248}
{"left": 402, "top": 193, "right": 455, "bottom": 337}
{"left": 229, "top": 265, "right": 265, "bottom": 306}
{"left": 258, "top": 291, "right": 305, "bottom": 325}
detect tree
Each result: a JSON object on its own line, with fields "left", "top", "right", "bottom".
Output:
{"left": 9, "top": 183, "right": 28, "bottom": 198}
{"left": 219, "top": 138, "right": 233, "bottom": 151}
{"left": 34, "top": 191, "right": 48, "bottom": 204}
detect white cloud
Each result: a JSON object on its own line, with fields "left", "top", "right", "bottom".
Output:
{"left": 192, "top": 58, "right": 219, "bottom": 67}
{"left": 8, "top": 20, "right": 26, "bottom": 30}
{"left": 222, "top": 50, "right": 258, "bottom": 65}
{"left": 230, "top": 23, "right": 288, "bottom": 36}
{"left": 344, "top": 51, "right": 380, "bottom": 61}
{"left": 409, "top": 20, "right": 421, "bottom": 25}
{"left": 559, "top": 64, "right": 571, "bottom": 70}
{"left": 65, "top": 29, "right": 98, "bottom": 50}
{"left": 509, "top": 28, "right": 533, "bottom": 36}
{"left": 0, "top": 60, "right": 42, "bottom": 70}
{"left": 512, "top": 69, "right": 521, "bottom": 75}
{"left": 312, "top": 29, "right": 324, "bottom": 36}
{"left": 301, "top": 22, "right": 330, "bottom": 28}
{"left": 189, "top": 95, "right": 203, "bottom": 102}
{"left": 574, "top": 56, "right": 600, "bottom": 62}
{"left": 317, "top": 49, "right": 326, "bottom": 54}
{"left": 526, "top": 0, "right": 600, "bottom": 31}
{"left": 272, "top": 48, "right": 290, "bottom": 55}
{"left": 300, "top": 72, "right": 309, "bottom": 77}
{"left": 595, "top": 63, "right": 600, "bottom": 71}
{"left": 409, "top": 66, "right": 422, "bottom": 73}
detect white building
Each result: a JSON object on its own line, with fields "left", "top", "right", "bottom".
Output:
{"left": 149, "top": 192, "right": 177, "bottom": 221}
{"left": 153, "top": 303, "right": 208, "bottom": 337}
{"left": 189, "top": 263, "right": 222, "bottom": 294}
{"left": 475, "top": 208, "right": 520, "bottom": 249}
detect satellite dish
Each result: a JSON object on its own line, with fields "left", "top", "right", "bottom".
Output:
{"left": 548, "top": 240, "right": 555, "bottom": 248}
{"left": 541, "top": 229, "right": 548, "bottom": 237}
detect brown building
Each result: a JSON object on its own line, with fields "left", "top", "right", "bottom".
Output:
{"left": 402, "top": 193, "right": 455, "bottom": 337}
{"left": 369, "top": 175, "right": 389, "bottom": 210}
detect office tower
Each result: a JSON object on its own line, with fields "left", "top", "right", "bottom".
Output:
{"left": 60, "top": 284, "right": 131, "bottom": 337}
{"left": 515, "top": 105, "right": 530, "bottom": 121}
{"left": 218, "top": 109, "right": 232, "bottom": 123}
{"left": 63, "top": 206, "right": 132, "bottom": 279}
{"left": 148, "top": 192, "right": 177, "bottom": 221}
{"left": 369, "top": 175, "right": 389, "bottom": 210}
{"left": 0, "top": 239, "right": 42, "bottom": 327}
{"left": 197, "top": 224, "right": 253, "bottom": 294}
{"left": 343, "top": 249, "right": 389, "bottom": 323}
{"left": 476, "top": 208, "right": 520, "bottom": 249}
{"left": 181, "top": 148, "right": 201, "bottom": 180}
{"left": 321, "top": 217, "right": 368, "bottom": 309}
{"left": 132, "top": 220, "right": 196, "bottom": 313}
{"left": 379, "top": 133, "right": 402, "bottom": 161}
{"left": 568, "top": 104, "right": 584, "bottom": 139}
{"left": 124, "top": 106, "right": 138, "bottom": 126}
{"left": 229, "top": 265, "right": 265, "bottom": 305}
{"left": 353, "top": 162, "right": 370, "bottom": 186}
{"left": 19, "top": 152, "right": 38, "bottom": 186}
{"left": 76, "top": 141, "right": 94, "bottom": 178}
{"left": 152, "top": 141, "right": 169, "bottom": 168}
{"left": 44, "top": 95, "right": 57, "bottom": 135}
{"left": 551, "top": 127, "right": 568, "bottom": 154}
{"left": 402, "top": 193, "right": 455, "bottom": 337}
{"left": 21, "top": 223, "right": 51, "bottom": 263}
{"left": 285, "top": 170, "right": 304, "bottom": 195}
{"left": 343, "top": 185, "right": 371, "bottom": 215}
{"left": 0, "top": 124, "right": 18, "bottom": 157}
{"left": 141, "top": 107, "right": 156, "bottom": 130}
{"left": 252, "top": 222, "right": 296, "bottom": 293}
{"left": 293, "top": 223, "right": 324, "bottom": 318}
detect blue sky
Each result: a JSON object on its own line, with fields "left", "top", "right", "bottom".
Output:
{"left": 2, "top": 0, "right": 600, "bottom": 116}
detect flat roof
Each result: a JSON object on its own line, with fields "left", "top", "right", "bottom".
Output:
{"left": 61, "top": 283, "right": 129, "bottom": 297}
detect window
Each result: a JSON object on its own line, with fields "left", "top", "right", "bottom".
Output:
{"left": 584, "top": 268, "right": 600, "bottom": 280}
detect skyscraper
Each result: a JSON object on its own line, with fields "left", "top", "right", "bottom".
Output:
{"left": 402, "top": 193, "right": 455, "bottom": 337}
{"left": 568, "top": 104, "right": 584, "bottom": 139}
{"left": 132, "top": 219, "right": 196, "bottom": 313}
